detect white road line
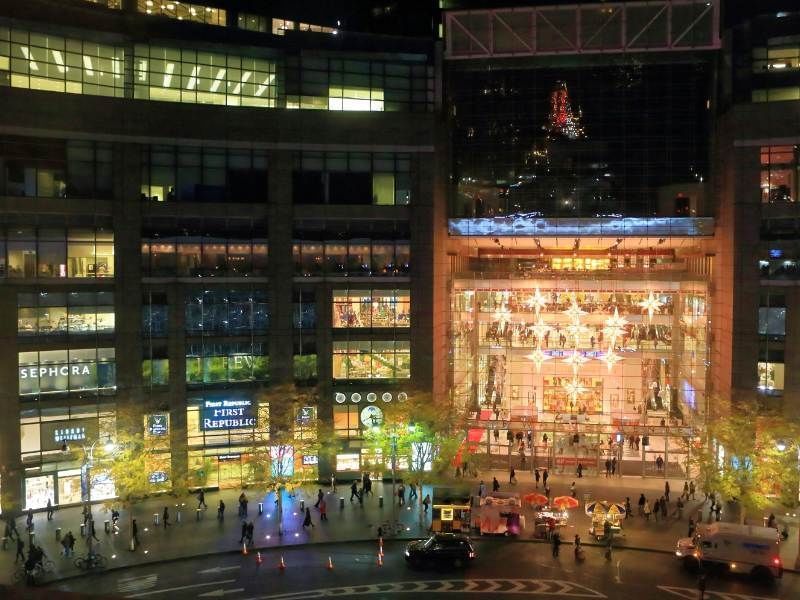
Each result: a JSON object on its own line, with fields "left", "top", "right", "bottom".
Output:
{"left": 657, "top": 586, "right": 779, "bottom": 600}
{"left": 125, "top": 578, "right": 238, "bottom": 598}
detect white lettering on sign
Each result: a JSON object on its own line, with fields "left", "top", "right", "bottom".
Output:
{"left": 19, "top": 365, "right": 92, "bottom": 379}
{"left": 201, "top": 398, "right": 256, "bottom": 430}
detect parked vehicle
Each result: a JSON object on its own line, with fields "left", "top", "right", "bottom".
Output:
{"left": 675, "top": 522, "right": 783, "bottom": 581}
{"left": 404, "top": 533, "right": 476, "bottom": 569}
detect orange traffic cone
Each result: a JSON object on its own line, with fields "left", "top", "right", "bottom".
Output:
{"left": 327, "top": 556, "right": 334, "bottom": 570}
{"left": 255, "top": 551, "right": 263, "bottom": 565}
{"left": 377, "top": 552, "right": 383, "bottom": 567}
{"left": 242, "top": 541, "right": 248, "bottom": 556}
{"left": 278, "top": 555, "right": 286, "bottom": 572}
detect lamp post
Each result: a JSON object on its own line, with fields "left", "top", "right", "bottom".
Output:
{"left": 63, "top": 436, "right": 114, "bottom": 557}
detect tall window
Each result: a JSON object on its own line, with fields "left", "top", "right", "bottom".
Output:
{"left": 332, "top": 340, "right": 410, "bottom": 380}
{"left": 758, "top": 291, "right": 785, "bottom": 395}
{"left": 137, "top": 1, "right": 226, "bottom": 26}
{"left": 18, "top": 291, "right": 114, "bottom": 337}
{"left": 333, "top": 289, "right": 410, "bottom": 328}
{"left": 3, "top": 227, "right": 114, "bottom": 279}
{"left": 760, "top": 146, "right": 798, "bottom": 203}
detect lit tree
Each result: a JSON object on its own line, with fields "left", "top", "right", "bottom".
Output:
{"left": 691, "top": 407, "right": 800, "bottom": 524}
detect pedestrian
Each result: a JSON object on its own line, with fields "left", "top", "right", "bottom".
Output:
{"left": 239, "top": 521, "right": 247, "bottom": 543}
{"left": 542, "top": 469, "right": 549, "bottom": 487}
{"left": 7, "top": 516, "right": 19, "bottom": 541}
{"left": 90, "top": 519, "right": 99, "bottom": 541}
{"left": 15, "top": 537, "right": 25, "bottom": 563}
{"left": 46, "top": 498, "right": 54, "bottom": 521}
{"left": 637, "top": 493, "right": 645, "bottom": 516}
{"left": 319, "top": 499, "right": 328, "bottom": 521}
{"left": 653, "top": 498, "right": 660, "bottom": 522}
{"left": 246, "top": 521, "right": 254, "bottom": 545}
{"left": 577, "top": 462, "right": 584, "bottom": 478}
{"left": 611, "top": 457, "right": 617, "bottom": 476}
{"left": 492, "top": 477, "right": 500, "bottom": 492}
{"left": 509, "top": 467, "right": 516, "bottom": 484}
{"left": 302, "top": 507, "right": 314, "bottom": 529}
{"left": 644, "top": 500, "right": 651, "bottom": 521}
{"left": 218, "top": 499, "right": 225, "bottom": 520}
{"left": 478, "top": 480, "right": 486, "bottom": 498}
{"left": 661, "top": 496, "right": 668, "bottom": 520}
{"left": 350, "top": 480, "right": 359, "bottom": 502}
{"left": 570, "top": 482, "right": 576, "bottom": 498}
{"left": 238, "top": 492, "right": 247, "bottom": 517}
{"left": 768, "top": 513, "right": 776, "bottom": 529}
{"left": 131, "top": 519, "right": 139, "bottom": 549}
{"left": 664, "top": 481, "right": 670, "bottom": 503}
{"left": 82, "top": 505, "right": 91, "bottom": 526}
{"left": 197, "top": 489, "right": 207, "bottom": 509}
{"left": 315, "top": 488, "right": 324, "bottom": 508}
{"left": 551, "top": 532, "right": 561, "bottom": 557}
{"left": 688, "top": 518, "right": 695, "bottom": 538}
{"left": 689, "top": 480, "right": 696, "bottom": 500}
{"left": 519, "top": 448, "right": 526, "bottom": 467}
{"left": 423, "top": 494, "right": 431, "bottom": 512}
{"left": 26, "top": 508, "right": 34, "bottom": 531}
{"left": 656, "top": 455, "right": 664, "bottom": 472}
{"left": 676, "top": 497, "right": 684, "bottom": 519}
{"left": 682, "top": 481, "right": 689, "bottom": 500}
{"left": 398, "top": 483, "right": 406, "bottom": 506}
{"left": 62, "top": 530, "right": 74, "bottom": 556}
{"left": 330, "top": 473, "right": 337, "bottom": 492}
{"left": 409, "top": 481, "right": 418, "bottom": 501}
{"left": 544, "top": 484, "right": 551, "bottom": 501}
{"left": 715, "top": 504, "right": 721, "bottom": 521}
{"left": 635, "top": 435, "right": 640, "bottom": 451}
{"left": 163, "top": 506, "right": 170, "bottom": 528}
{"left": 625, "top": 497, "right": 632, "bottom": 517}
{"left": 364, "top": 475, "right": 373, "bottom": 497}
{"left": 604, "top": 459, "right": 611, "bottom": 477}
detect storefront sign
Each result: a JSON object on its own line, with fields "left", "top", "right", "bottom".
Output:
{"left": 20, "top": 364, "right": 92, "bottom": 379}
{"left": 448, "top": 216, "right": 714, "bottom": 237}
{"left": 54, "top": 426, "right": 87, "bottom": 443}
{"left": 360, "top": 405, "right": 384, "bottom": 427}
{"left": 201, "top": 399, "right": 256, "bottom": 430}
{"left": 40, "top": 419, "right": 99, "bottom": 452}
{"left": 296, "top": 406, "right": 315, "bottom": 426}
{"left": 149, "top": 471, "right": 168, "bottom": 484}
{"left": 147, "top": 414, "right": 169, "bottom": 436}
{"left": 302, "top": 455, "right": 318, "bottom": 466}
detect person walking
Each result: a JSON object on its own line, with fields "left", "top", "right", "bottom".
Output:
{"left": 238, "top": 492, "right": 247, "bottom": 517}
{"left": 302, "top": 507, "right": 315, "bottom": 529}
{"left": 660, "top": 496, "right": 668, "bottom": 520}
{"left": 131, "top": 519, "right": 139, "bottom": 549}
{"left": 319, "top": 499, "right": 328, "bottom": 521}
{"left": 689, "top": 480, "right": 696, "bottom": 500}
{"left": 676, "top": 496, "right": 684, "bottom": 520}
{"left": 239, "top": 521, "right": 248, "bottom": 544}
{"left": 682, "top": 481, "right": 689, "bottom": 500}
{"left": 6, "top": 515, "right": 19, "bottom": 541}
{"left": 688, "top": 518, "right": 696, "bottom": 538}
{"left": 714, "top": 503, "right": 722, "bottom": 522}
{"left": 625, "top": 497, "right": 632, "bottom": 518}
{"left": 422, "top": 494, "right": 431, "bottom": 513}
{"left": 544, "top": 484, "right": 551, "bottom": 502}
{"left": 364, "top": 475, "right": 373, "bottom": 497}
{"left": 535, "top": 469, "right": 541, "bottom": 487}
{"left": 604, "top": 459, "right": 611, "bottom": 478}
{"left": 314, "top": 488, "right": 324, "bottom": 508}
{"left": 542, "top": 469, "right": 549, "bottom": 488}
{"left": 26, "top": 508, "right": 34, "bottom": 531}
{"left": 492, "top": 477, "right": 500, "bottom": 492}
{"left": 653, "top": 498, "right": 660, "bottom": 522}
{"left": 90, "top": 519, "right": 99, "bottom": 541}
{"left": 398, "top": 483, "right": 406, "bottom": 506}
{"left": 246, "top": 521, "right": 254, "bottom": 546}
{"left": 409, "top": 481, "right": 417, "bottom": 501}
{"left": 509, "top": 467, "right": 516, "bottom": 484}
{"left": 635, "top": 435, "right": 640, "bottom": 451}
{"left": 350, "top": 480, "right": 359, "bottom": 502}
{"left": 570, "top": 482, "right": 576, "bottom": 498}
{"left": 664, "top": 481, "right": 670, "bottom": 503}
{"left": 478, "top": 480, "right": 486, "bottom": 498}
{"left": 63, "top": 530, "right": 75, "bottom": 557}
{"left": 330, "top": 473, "right": 337, "bottom": 493}
{"left": 643, "top": 499, "right": 651, "bottom": 521}
{"left": 197, "top": 489, "right": 207, "bottom": 509}
{"left": 162, "top": 506, "right": 170, "bottom": 528}
{"left": 551, "top": 532, "right": 561, "bottom": 557}
{"left": 15, "top": 537, "right": 25, "bottom": 563}
{"left": 217, "top": 500, "right": 225, "bottom": 520}
{"left": 611, "top": 457, "right": 617, "bottom": 476}
{"left": 638, "top": 493, "right": 646, "bottom": 516}
{"left": 46, "top": 498, "right": 54, "bottom": 521}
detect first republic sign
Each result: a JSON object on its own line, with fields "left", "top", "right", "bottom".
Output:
{"left": 201, "top": 399, "right": 256, "bottom": 430}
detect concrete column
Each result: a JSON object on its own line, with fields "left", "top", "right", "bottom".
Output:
{"left": 167, "top": 283, "right": 187, "bottom": 485}
{"left": 0, "top": 286, "right": 22, "bottom": 512}
{"left": 781, "top": 287, "right": 800, "bottom": 419}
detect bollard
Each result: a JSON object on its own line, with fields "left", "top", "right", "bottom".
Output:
{"left": 176, "top": 506, "right": 182, "bottom": 524}
{"left": 2, "top": 536, "right": 7, "bottom": 550}
{"left": 196, "top": 508, "right": 202, "bottom": 521}
{"left": 258, "top": 502, "right": 263, "bottom": 515}
{"left": 339, "top": 497, "right": 345, "bottom": 509}
{"left": 55, "top": 527, "right": 62, "bottom": 542}
{"left": 29, "top": 532, "right": 35, "bottom": 546}
{"left": 80, "top": 523, "right": 86, "bottom": 537}
{"left": 104, "top": 520, "right": 110, "bottom": 534}
{"left": 379, "top": 496, "right": 384, "bottom": 507}
{"left": 153, "top": 513, "right": 159, "bottom": 526}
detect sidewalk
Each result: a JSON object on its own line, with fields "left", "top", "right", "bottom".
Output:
{"left": 1, "top": 471, "right": 796, "bottom": 586}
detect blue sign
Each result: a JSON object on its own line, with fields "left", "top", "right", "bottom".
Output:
{"left": 769, "top": 249, "right": 783, "bottom": 259}
{"left": 149, "top": 471, "right": 168, "bottom": 484}
{"left": 201, "top": 399, "right": 256, "bottom": 430}
{"left": 448, "top": 215, "right": 714, "bottom": 237}
{"left": 147, "top": 414, "right": 168, "bottom": 436}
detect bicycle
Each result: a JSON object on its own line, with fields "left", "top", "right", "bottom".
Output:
{"left": 13, "top": 558, "right": 52, "bottom": 585}
{"left": 74, "top": 553, "right": 107, "bottom": 570}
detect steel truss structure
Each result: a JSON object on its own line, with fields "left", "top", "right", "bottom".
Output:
{"left": 445, "top": 0, "right": 720, "bottom": 60}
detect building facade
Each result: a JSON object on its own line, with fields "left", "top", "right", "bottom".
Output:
{"left": 0, "top": 0, "right": 446, "bottom": 511}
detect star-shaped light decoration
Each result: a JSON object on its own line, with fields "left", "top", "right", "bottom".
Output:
{"left": 602, "top": 307, "right": 629, "bottom": 343}
{"left": 598, "top": 350, "right": 624, "bottom": 372}
{"left": 638, "top": 291, "right": 664, "bottom": 321}
{"left": 524, "top": 348, "right": 553, "bottom": 372}
{"left": 494, "top": 304, "right": 512, "bottom": 329}
{"left": 563, "top": 377, "right": 587, "bottom": 403}
{"left": 563, "top": 298, "right": 586, "bottom": 322}
{"left": 565, "top": 321, "right": 590, "bottom": 339}
{"left": 525, "top": 288, "right": 549, "bottom": 314}
{"left": 562, "top": 349, "right": 589, "bottom": 375}
{"left": 528, "top": 316, "right": 551, "bottom": 340}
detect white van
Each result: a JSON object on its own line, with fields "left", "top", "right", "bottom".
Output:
{"left": 675, "top": 522, "right": 783, "bottom": 581}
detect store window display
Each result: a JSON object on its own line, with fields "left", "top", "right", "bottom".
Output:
{"left": 18, "top": 291, "right": 114, "bottom": 336}
{"left": 2, "top": 227, "right": 114, "bottom": 279}
{"left": 333, "top": 289, "right": 410, "bottom": 328}
{"left": 332, "top": 340, "right": 410, "bottom": 380}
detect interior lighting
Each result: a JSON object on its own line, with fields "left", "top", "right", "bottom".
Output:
{"left": 231, "top": 71, "right": 251, "bottom": 95}
{"left": 163, "top": 62, "right": 175, "bottom": 87}
{"left": 20, "top": 47, "right": 38, "bottom": 71}
{"left": 255, "top": 73, "right": 275, "bottom": 97}
{"left": 638, "top": 291, "right": 664, "bottom": 320}
{"left": 563, "top": 298, "right": 586, "bottom": 322}
{"left": 187, "top": 65, "right": 198, "bottom": 90}
{"left": 82, "top": 56, "right": 94, "bottom": 76}
{"left": 51, "top": 50, "right": 66, "bottom": 73}
{"left": 210, "top": 68, "right": 226, "bottom": 92}
{"left": 562, "top": 350, "right": 589, "bottom": 374}
{"left": 524, "top": 349, "right": 552, "bottom": 372}
{"left": 528, "top": 317, "right": 551, "bottom": 340}
{"left": 524, "top": 288, "right": 548, "bottom": 313}
{"left": 599, "top": 351, "right": 623, "bottom": 372}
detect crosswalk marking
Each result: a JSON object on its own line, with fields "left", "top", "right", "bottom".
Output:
{"left": 118, "top": 574, "right": 159, "bottom": 593}
{"left": 657, "top": 586, "right": 779, "bottom": 600}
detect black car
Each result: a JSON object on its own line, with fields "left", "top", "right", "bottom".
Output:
{"left": 404, "top": 533, "right": 476, "bottom": 569}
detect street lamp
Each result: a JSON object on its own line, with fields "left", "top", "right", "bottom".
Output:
{"left": 63, "top": 436, "right": 115, "bottom": 556}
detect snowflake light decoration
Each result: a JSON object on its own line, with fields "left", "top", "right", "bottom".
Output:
{"left": 599, "top": 350, "right": 624, "bottom": 372}
{"left": 562, "top": 349, "right": 589, "bottom": 374}
{"left": 563, "top": 377, "right": 587, "bottom": 403}
{"left": 638, "top": 292, "right": 664, "bottom": 321}
{"left": 525, "top": 288, "right": 549, "bottom": 314}
{"left": 525, "top": 348, "right": 553, "bottom": 372}
{"left": 563, "top": 298, "right": 586, "bottom": 322}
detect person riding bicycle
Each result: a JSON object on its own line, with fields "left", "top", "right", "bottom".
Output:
{"left": 24, "top": 545, "right": 44, "bottom": 582}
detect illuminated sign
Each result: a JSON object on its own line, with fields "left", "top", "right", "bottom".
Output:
{"left": 770, "top": 249, "right": 783, "bottom": 259}
{"left": 149, "top": 471, "right": 168, "bottom": 484}
{"left": 441, "top": 507, "right": 454, "bottom": 521}
{"left": 40, "top": 419, "right": 99, "bottom": 452}
{"left": 448, "top": 216, "right": 714, "bottom": 237}
{"left": 302, "top": 455, "right": 319, "bottom": 466}
{"left": 296, "top": 406, "right": 315, "bottom": 426}
{"left": 20, "top": 365, "right": 91, "bottom": 379}
{"left": 147, "top": 414, "right": 169, "bottom": 436}
{"left": 54, "top": 427, "right": 86, "bottom": 443}
{"left": 201, "top": 399, "right": 256, "bottom": 430}
{"left": 360, "top": 405, "right": 384, "bottom": 427}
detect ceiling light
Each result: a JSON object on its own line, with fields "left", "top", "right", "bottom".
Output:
{"left": 210, "top": 68, "right": 226, "bottom": 92}
{"left": 163, "top": 62, "right": 175, "bottom": 87}
{"left": 186, "top": 65, "right": 198, "bottom": 90}
{"left": 51, "top": 50, "right": 66, "bottom": 73}
{"left": 20, "top": 46, "right": 38, "bottom": 71}
{"left": 255, "top": 73, "right": 275, "bottom": 96}
{"left": 83, "top": 55, "right": 94, "bottom": 76}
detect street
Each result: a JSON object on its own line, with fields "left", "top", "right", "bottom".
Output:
{"left": 42, "top": 539, "right": 798, "bottom": 600}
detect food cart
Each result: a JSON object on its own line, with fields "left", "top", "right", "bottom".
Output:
{"left": 430, "top": 487, "right": 472, "bottom": 533}
{"left": 473, "top": 491, "right": 526, "bottom": 536}
{"left": 532, "top": 506, "right": 569, "bottom": 539}
{"left": 586, "top": 501, "right": 626, "bottom": 540}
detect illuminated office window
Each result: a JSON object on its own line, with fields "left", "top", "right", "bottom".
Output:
{"left": 137, "top": 1, "right": 226, "bottom": 26}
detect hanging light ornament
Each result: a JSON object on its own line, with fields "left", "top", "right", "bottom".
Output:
{"left": 525, "top": 288, "right": 549, "bottom": 314}
{"left": 494, "top": 304, "right": 512, "bottom": 330}
{"left": 525, "top": 348, "right": 552, "bottom": 372}
{"left": 602, "top": 306, "right": 629, "bottom": 343}
{"left": 563, "top": 298, "right": 587, "bottom": 323}
{"left": 563, "top": 377, "right": 587, "bottom": 404}
{"left": 638, "top": 291, "right": 664, "bottom": 321}
{"left": 528, "top": 316, "right": 551, "bottom": 340}
{"left": 565, "top": 321, "right": 589, "bottom": 339}
{"left": 599, "top": 349, "right": 624, "bottom": 372}
{"left": 562, "top": 349, "right": 589, "bottom": 375}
